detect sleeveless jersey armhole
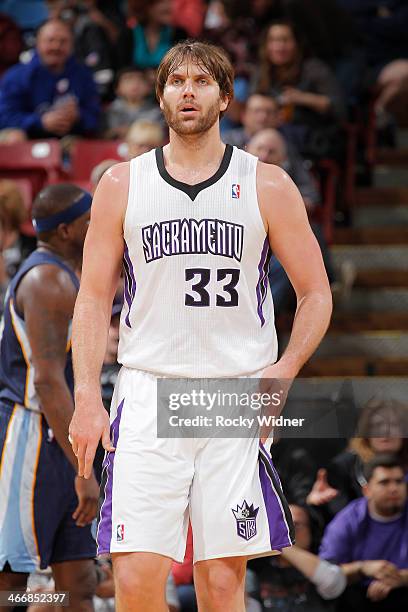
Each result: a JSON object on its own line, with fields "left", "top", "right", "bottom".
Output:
{"left": 123, "top": 156, "right": 138, "bottom": 239}
{"left": 252, "top": 157, "right": 269, "bottom": 241}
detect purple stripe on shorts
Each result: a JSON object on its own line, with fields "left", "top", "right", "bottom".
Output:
{"left": 258, "top": 452, "right": 295, "bottom": 550}
{"left": 256, "top": 237, "right": 271, "bottom": 327}
{"left": 123, "top": 242, "right": 136, "bottom": 328}
{"left": 97, "top": 398, "right": 124, "bottom": 555}
{"left": 260, "top": 446, "right": 295, "bottom": 543}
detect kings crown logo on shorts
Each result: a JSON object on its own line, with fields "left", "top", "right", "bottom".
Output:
{"left": 116, "top": 524, "right": 124, "bottom": 542}
{"left": 232, "top": 500, "right": 259, "bottom": 541}
{"left": 232, "top": 184, "right": 240, "bottom": 199}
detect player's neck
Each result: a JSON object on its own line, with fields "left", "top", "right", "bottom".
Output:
{"left": 37, "top": 241, "right": 81, "bottom": 272}
{"left": 166, "top": 126, "right": 225, "bottom": 171}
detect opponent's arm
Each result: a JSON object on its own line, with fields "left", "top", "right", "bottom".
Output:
{"left": 18, "top": 265, "right": 78, "bottom": 467}
{"left": 70, "top": 162, "right": 129, "bottom": 478}
{"left": 19, "top": 265, "right": 99, "bottom": 525}
{"left": 258, "top": 162, "right": 332, "bottom": 378}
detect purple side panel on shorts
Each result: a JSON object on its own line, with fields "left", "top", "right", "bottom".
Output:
{"left": 258, "top": 456, "right": 293, "bottom": 550}
{"left": 260, "top": 442, "right": 283, "bottom": 488}
{"left": 97, "top": 398, "right": 124, "bottom": 555}
{"left": 123, "top": 242, "right": 136, "bottom": 328}
{"left": 256, "top": 237, "right": 271, "bottom": 327}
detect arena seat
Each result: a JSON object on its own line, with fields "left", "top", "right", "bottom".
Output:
{"left": 0, "top": 139, "right": 64, "bottom": 197}
{"left": 69, "top": 139, "right": 128, "bottom": 181}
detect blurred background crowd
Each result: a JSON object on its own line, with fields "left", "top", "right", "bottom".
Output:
{"left": 0, "top": 1, "right": 407, "bottom": 611}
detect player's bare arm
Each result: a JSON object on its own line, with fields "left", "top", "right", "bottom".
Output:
{"left": 70, "top": 161, "right": 129, "bottom": 478}
{"left": 18, "top": 264, "right": 99, "bottom": 525}
{"left": 257, "top": 161, "right": 333, "bottom": 378}
{"left": 18, "top": 264, "right": 78, "bottom": 467}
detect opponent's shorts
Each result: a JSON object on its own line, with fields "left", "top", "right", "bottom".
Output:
{"left": 0, "top": 402, "right": 96, "bottom": 572}
{"left": 97, "top": 368, "right": 295, "bottom": 562}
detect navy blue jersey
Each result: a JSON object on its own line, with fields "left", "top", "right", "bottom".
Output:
{"left": 0, "top": 250, "right": 79, "bottom": 410}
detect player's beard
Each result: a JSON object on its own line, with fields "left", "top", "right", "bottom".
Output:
{"left": 162, "top": 99, "right": 221, "bottom": 135}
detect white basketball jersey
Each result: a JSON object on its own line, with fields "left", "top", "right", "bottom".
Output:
{"left": 118, "top": 144, "right": 278, "bottom": 377}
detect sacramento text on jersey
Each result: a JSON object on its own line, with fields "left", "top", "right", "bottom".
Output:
{"left": 142, "top": 217, "right": 244, "bottom": 263}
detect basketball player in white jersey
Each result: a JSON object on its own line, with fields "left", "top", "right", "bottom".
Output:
{"left": 69, "top": 41, "right": 332, "bottom": 611}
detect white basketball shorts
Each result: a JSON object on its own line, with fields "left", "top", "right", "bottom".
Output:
{"left": 97, "top": 367, "right": 295, "bottom": 562}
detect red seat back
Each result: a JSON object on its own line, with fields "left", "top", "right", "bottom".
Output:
{"left": 0, "top": 140, "right": 63, "bottom": 196}
{"left": 70, "top": 140, "right": 128, "bottom": 181}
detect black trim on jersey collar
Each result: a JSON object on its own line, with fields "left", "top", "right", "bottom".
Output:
{"left": 155, "top": 144, "right": 233, "bottom": 201}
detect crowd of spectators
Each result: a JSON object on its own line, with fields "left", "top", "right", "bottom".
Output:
{"left": 1, "top": 0, "right": 408, "bottom": 144}
{"left": 0, "top": 1, "right": 407, "bottom": 611}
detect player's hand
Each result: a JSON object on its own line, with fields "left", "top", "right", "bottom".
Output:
{"left": 306, "top": 469, "right": 339, "bottom": 506}
{"left": 69, "top": 395, "right": 115, "bottom": 478}
{"left": 60, "top": 97, "right": 79, "bottom": 124}
{"left": 73, "top": 473, "right": 99, "bottom": 526}
{"left": 279, "top": 87, "right": 306, "bottom": 106}
{"left": 259, "top": 362, "right": 295, "bottom": 443}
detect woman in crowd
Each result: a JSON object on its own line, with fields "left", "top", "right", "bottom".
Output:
{"left": 253, "top": 19, "right": 346, "bottom": 158}
{"left": 127, "top": 0, "right": 187, "bottom": 71}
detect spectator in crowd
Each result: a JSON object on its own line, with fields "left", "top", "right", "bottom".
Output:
{"left": 0, "top": 12, "right": 23, "bottom": 77}
{"left": 204, "top": 1, "right": 285, "bottom": 131}
{"left": 102, "top": 67, "right": 162, "bottom": 139}
{"left": 126, "top": 119, "right": 164, "bottom": 158}
{"left": 90, "top": 159, "right": 118, "bottom": 190}
{"left": 249, "top": 503, "right": 346, "bottom": 611}
{"left": 223, "top": 93, "right": 281, "bottom": 148}
{"left": 0, "top": 19, "right": 100, "bottom": 138}
{"left": 47, "top": 0, "right": 130, "bottom": 98}
{"left": 315, "top": 397, "right": 408, "bottom": 517}
{"left": 204, "top": 0, "right": 284, "bottom": 77}
{"left": 320, "top": 453, "right": 408, "bottom": 610}
{"left": 277, "top": 0, "right": 362, "bottom": 104}
{"left": 0, "top": 179, "right": 27, "bottom": 311}
{"left": 127, "top": 0, "right": 187, "bottom": 71}
{"left": 252, "top": 19, "right": 346, "bottom": 158}
{"left": 172, "top": 0, "right": 206, "bottom": 37}
{"left": 247, "top": 127, "right": 320, "bottom": 210}
{"left": 246, "top": 127, "right": 334, "bottom": 314}
{"left": 337, "top": 0, "right": 408, "bottom": 126}
{"left": 0, "top": 184, "right": 98, "bottom": 608}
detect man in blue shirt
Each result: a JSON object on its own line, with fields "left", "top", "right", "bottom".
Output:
{"left": 0, "top": 19, "right": 100, "bottom": 137}
{"left": 319, "top": 453, "right": 408, "bottom": 610}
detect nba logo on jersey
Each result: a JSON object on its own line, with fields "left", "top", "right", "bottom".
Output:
{"left": 231, "top": 184, "right": 240, "bottom": 199}
{"left": 232, "top": 501, "right": 259, "bottom": 541}
{"left": 116, "top": 524, "right": 125, "bottom": 542}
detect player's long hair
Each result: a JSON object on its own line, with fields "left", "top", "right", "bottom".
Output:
{"left": 156, "top": 39, "right": 234, "bottom": 109}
